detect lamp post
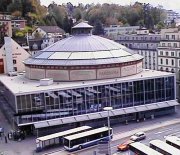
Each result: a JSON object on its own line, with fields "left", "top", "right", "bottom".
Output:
{"left": 103, "top": 107, "right": 113, "bottom": 155}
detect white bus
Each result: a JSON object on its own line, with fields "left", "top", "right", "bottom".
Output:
{"left": 129, "top": 142, "right": 163, "bottom": 155}
{"left": 165, "top": 136, "right": 180, "bottom": 150}
{"left": 36, "top": 126, "right": 92, "bottom": 151}
{"left": 149, "top": 139, "right": 180, "bottom": 155}
{"left": 63, "top": 126, "right": 113, "bottom": 151}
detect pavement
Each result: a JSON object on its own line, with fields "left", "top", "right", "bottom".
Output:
{"left": 0, "top": 105, "right": 180, "bottom": 155}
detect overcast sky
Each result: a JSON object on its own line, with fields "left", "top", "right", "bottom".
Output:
{"left": 40, "top": 0, "right": 180, "bottom": 13}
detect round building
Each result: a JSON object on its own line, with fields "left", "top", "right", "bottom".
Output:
{"left": 24, "top": 22, "right": 143, "bottom": 81}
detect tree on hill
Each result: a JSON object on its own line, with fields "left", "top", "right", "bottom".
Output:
{"left": 93, "top": 20, "right": 104, "bottom": 35}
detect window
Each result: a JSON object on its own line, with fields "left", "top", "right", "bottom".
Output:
{"left": 14, "top": 67, "right": 17, "bottom": 71}
{"left": 160, "top": 51, "right": 163, "bottom": 55}
{"left": 160, "top": 59, "right": 163, "bottom": 64}
{"left": 13, "top": 59, "right": 16, "bottom": 64}
{"left": 174, "top": 43, "right": 177, "bottom": 47}
{"left": 168, "top": 43, "right": 171, "bottom": 47}
{"left": 166, "top": 52, "right": 168, "bottom": 56}
{"left": 166, "top": 59, "right": 168, "bottom": 65}
{"left": 166, "top": 35, "right": 169, "bottom": 39}
{"left": 172, "top": 59, "right": 174, "bottom": 65}
{"left": 162, "top": 43, "right": 165, "bottom": 47}
{"left": 172, "top": 35, "right": 175, "bottom": 40}
{"left": 171, "top": 52, "right": 174, "bottom": 57}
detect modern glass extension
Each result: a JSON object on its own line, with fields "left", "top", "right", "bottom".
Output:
{"left": 10, "top": 76, "right": 175, "bottom": 124}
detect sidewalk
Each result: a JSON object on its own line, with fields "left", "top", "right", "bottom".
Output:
{"left": 0, "top": 106, "right": 180, "bottom": 155}
{"left": 112, "top": 118, "right": 180, "bottom": 141}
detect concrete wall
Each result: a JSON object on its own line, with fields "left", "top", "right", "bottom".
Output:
{"left": 25, "top": 61, "right": 144, "bottom": 81}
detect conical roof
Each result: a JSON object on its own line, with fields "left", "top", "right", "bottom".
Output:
{"left": 24, "top": 22, "right": 143, "bottom": 66}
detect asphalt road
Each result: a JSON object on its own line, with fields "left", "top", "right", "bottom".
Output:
{"left": 46, "top": 122, "right": 180, "bottom": 155}
{"left": 74, "top": 123, "right": 180, "bottom": 155}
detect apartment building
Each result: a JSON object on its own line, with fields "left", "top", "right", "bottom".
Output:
{"left": 157, "top": 28, "right": 180, "bottom": 101}
{"left": 104, "top": 25, "right": 139, "bottom": 40}
{"left": 116, "top": 29, "right": 161, "bottom": 70}
{"left": 165, "top": 10, "right": 180, "bottom": 26}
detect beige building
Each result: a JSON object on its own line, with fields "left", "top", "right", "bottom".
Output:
{"left": 0, "top": 37, "right": 30, "bottom": 74}
{"left": 157, "top": 28, "right": 180, "bottom": 101}
{"left": 32, "top": 26, "right": 65, "bottom": 39}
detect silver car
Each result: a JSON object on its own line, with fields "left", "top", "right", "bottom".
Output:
{"left": 130, "top": 132, "right": 146, "bottom": 141}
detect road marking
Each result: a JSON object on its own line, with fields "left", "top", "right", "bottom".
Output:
{"left": 154, "top": 128, "right": 173, "bottom": 134}
{"left": 164, "top": 130, "right": 180, "bottom": 138}
{"left": 43, "top": 148, "right": 65, "bottom": 155}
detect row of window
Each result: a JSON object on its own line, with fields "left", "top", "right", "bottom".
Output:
{"left": 165, "top": 35, "right": 177, "bottom": 40}
{"left": 160, "top": 58, "right": 180, "bottom": 66}
{"left": 159, "top": 51, "right": 179, "bottom": 57}
{"left": 119, "top": 36, "right": 160, "bottom": 41}
{"left": 161, "top": 42, "right": 178, "bottom": 48}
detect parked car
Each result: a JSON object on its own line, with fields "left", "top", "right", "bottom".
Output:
{"left": 117, "top": 140, "right": 134, "bottom": 151}
{"left": 130, "top": 132, "right": 146, "bottom": 141}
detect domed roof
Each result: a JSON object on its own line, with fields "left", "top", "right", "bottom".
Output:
{"left": 24, "top": 22, "right": 143, "bottom": 66}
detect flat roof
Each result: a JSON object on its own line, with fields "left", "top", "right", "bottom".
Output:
{"left": 0, "top": 70, "right": 174, "bottom": 95}
{"left": 165, "top": 136, "right": 180, "bottom": 146}
{"left": 150, "top": 140, "right": 180, "bottom": 155}
{"left": 64, "top": 127, "right": 111, "bottom": 141}
{"left": 130, "top": 142, "right": 163, "bottom": 155}
{"left": 37, "top": 126, "right": 92, "bottom": 141}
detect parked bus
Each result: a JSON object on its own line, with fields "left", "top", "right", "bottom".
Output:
{"left": 129, "top": 142, "right": 163, "bottom": 155}
{"left": 63, "top": 126, "right": 113, "bottom": 151}
{"left": 149, "top": 139, "right": 180, "bottom": 155}
{"left": 165, "top": 136, "right": 180, "bottom": 150}
{"left": 36, "top": 126, "right": 92, "bottom": 151}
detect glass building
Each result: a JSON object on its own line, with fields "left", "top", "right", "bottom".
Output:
{"left": 0, "top": 22, "right": 178, "bottom": 133}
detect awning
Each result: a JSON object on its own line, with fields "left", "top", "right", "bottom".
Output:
{"left": 146, "top": 104, "right": 159, "bottom": 110}
{"left": 34, "top": 121, "right": 49, "bottom": 129}
{"left": 167, "top": 100, "right": 179, "bottom": 106}
{"left": 124, "top": 107, "right": 137, "bottom": 114}
{"left": 48, "top": 119, "right": 62, "bottom": 126}
{"left": 75, "top": 115, "right": 89, "bottom": 122}
{"left": 61, "top": 117, "right": 76, "bottom": 124}
{"left": 112, "top": 109, "right": 126, "bottom": 116}
{"left": 99, "top": 111, "right": 114, "bottom": 118}
{"left": 88, "top": 113, "right": 101, "bottom": 120}
{"left": 135, "top": 105, "right": 148, "bottom": 112}
{"left": 33, "top": 100, "right": 178, "bottom": 129}
{"left": 157, "top": 102, "right": 169, "bottom": 108}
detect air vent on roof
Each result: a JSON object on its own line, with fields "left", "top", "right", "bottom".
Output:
{"left": 40, "top": 78, "right": 53, "bottom": 86}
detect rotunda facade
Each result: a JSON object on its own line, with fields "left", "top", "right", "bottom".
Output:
{"left": 24, "top": 22, "right": 143, "bottom": 81}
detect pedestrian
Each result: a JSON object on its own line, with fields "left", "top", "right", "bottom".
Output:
{"left": 4, "top": 135, "right": 7, "bottom": 143}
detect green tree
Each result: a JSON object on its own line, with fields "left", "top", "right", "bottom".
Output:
{"left": 63, "top": 16, "right": 73, "bottom": 34}
{"left": 93, "top": 20, "right": 104, "bottom": 35}
{"left": 156, "top": 21, "right": 165, "bottom": 31}
{"left": 7, "top": 0, "right": 22, "bottom": 13}
{"left": 73, "top": 8, "right": 82, "bottom": 21}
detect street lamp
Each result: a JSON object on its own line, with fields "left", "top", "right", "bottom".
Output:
{"left": 103, "top": 107, "right": 113, "bottom": 155}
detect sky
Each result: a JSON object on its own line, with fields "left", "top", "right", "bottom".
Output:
{"left": 40, "top": 0, "right": 180, "bottom": 13}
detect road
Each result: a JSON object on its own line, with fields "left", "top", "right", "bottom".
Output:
{"left": 46, "top": 122, "right": 180, "bottom": 155}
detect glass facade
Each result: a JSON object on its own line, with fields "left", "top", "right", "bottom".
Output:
{"left": 10, "top": 76, "right": 175, "bottom": 124}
